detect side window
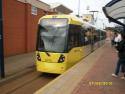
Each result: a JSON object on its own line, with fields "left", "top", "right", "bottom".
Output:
{"left": 31, "top": 6, "right": 37, "bottom": 15}
{"left": 96, "top": 30, "right": 100, "bottom": 42}
{"left": 101, "top": 31, "right": 106, "bottom": 40}
{"left": 79, "top": 29, "right": 85, "bottom": 46}
{"left": 82, "top": 28, "right": 92, "bottom": 45}
{"left": 68, "top": 25, "right": 82, "bottom": 50}
{"left": 93, "top": 30, "right": 98, "bottom": 43}
{"left": 85, "top": 30, "right": 90, "bottom": 45}
{"left": 80, "top": 29, "right": 87, "bottom": 46}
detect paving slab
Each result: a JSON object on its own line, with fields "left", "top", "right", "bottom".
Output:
{"left": 72, "top": 43, "right": 125, "bottom": 94}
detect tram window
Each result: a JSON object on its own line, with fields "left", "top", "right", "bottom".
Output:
{"left": 96, "top": 31, "right": 100, "bottom": 41}
{"left": 83, "top": 29, "right": 91, "bottom": 45}
{"left": 93, "top": 31, "right": 98, "bottom": 42}
{"left": 68, "top": 25, "right": 82, "bottom": 50}
{"left": 101, "top": 32, "right": 106, "bottom": 40}
{"left": 80, "top": 29, "right": 87, "bottom": 46}
{"left": 79, "top": 30, "right": 85, "bottom": 46}
{"left": 36, "top": 25, "right": 44, "bottom": 50}
{"left": 37, "top": 24, "right": 68, "bottom": 52}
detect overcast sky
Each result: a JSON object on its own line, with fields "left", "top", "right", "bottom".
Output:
{"left": 41, "top": 0, "right": 114, "bottom": 28}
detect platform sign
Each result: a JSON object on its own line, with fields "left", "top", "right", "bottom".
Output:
{"left": 0, "top": 0, "right": 5, "bottom": 78}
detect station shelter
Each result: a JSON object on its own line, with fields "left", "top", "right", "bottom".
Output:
{"left": 103, "top": 0, "right": 125, "bottom": 28}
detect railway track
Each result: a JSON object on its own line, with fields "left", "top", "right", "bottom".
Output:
{"left": 0, "top": 68, "right": 58, "bottom": 94}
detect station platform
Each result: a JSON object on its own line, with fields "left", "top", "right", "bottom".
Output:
{"left": 34, "top": 41, "right": 125, "bottom": 94}
{"left": 0, "top": 52, "right": 35, "bottom": 81}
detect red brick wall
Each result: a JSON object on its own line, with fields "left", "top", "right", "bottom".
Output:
{"left": 26, "top": 4, "right": 45, "bottom": 52}
{"left": 3, "top": 0, "right": 26, "bottom": 57}
{"left": 3, "top": 0, "right": 46, "bottom": 57}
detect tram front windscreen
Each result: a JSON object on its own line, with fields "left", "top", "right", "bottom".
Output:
{"left": 37, "top": 18, "right": 68, "bottom": 53}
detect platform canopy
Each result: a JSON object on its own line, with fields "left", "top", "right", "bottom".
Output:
{"left": 103, "top": 0, "right": 125, "bottom": 26}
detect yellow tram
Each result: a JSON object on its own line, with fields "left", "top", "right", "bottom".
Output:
{"left": 36, "top": 15, "right": 106, "bottom": 74}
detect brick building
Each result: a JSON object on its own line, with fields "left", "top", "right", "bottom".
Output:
{"left": 2, "top": 0, "right": 72, "bottom": 57}
{"left": 3, "top": 0, "right": 51, "bottom": 57}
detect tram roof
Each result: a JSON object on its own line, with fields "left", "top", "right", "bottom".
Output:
{"left": 39, "top": 15, "right": 83, "bottom": 25}
{"left": 38, "top": 14, "right": 105, "bottom": 32}
{"left": 82, "top": 21, "right": 96, "bottom": 28}
{"left": 82, "top": 21, "right": 106, "bottom": 32}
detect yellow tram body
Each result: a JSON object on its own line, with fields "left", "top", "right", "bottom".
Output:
{"left": 36, "top": 15, "right": 105, "bottom": 74}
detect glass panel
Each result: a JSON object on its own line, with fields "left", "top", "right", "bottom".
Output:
{"left": 68, "top": 24, "right": 82, "bottom": 50}
{"left": 37, "top": 19, "right": 68, "bottom": 53}
{"left": 41, "top": 19, "right": 67, "bottom": 26}
{"left": 31, "top": 6, "right": 37, "bottom": 15}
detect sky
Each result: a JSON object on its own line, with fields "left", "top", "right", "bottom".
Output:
{"left": 41, "top": 0, "right": 115, "bottom": 28}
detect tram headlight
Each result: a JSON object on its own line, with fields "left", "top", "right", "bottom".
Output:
{"left": 58, "top": 55, "right": 65, "bottom": 63}
{"left": 37, "top": 53, "right": 41, "bottom": 61}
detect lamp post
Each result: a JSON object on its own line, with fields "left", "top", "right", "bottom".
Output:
{"left": 0, "top": 0, "right": 5, "bottom": 78}
{"left": 77, "top": 0, "right": 80, "bottom": 17}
